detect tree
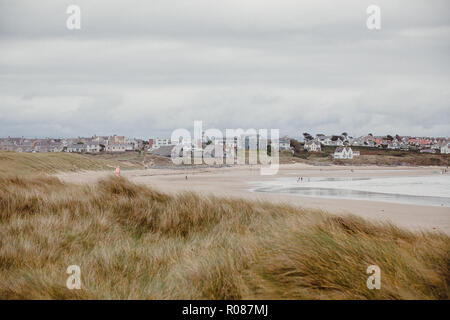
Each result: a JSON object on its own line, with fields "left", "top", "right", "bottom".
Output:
{"left": 386, "top": 135, "right": 394, "bottom": 141}
{"left": 303, "top": 132, "right": 313, "bottom": 141}
{"left": 290, "top": 139, "right": 303, "bottom": 154}
{"left": 331, "top": 135, "right": 340, "bottom": 141}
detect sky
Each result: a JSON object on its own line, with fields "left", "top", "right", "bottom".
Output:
{"left": 0, "top": 0, "right": 449, "bottom": 139}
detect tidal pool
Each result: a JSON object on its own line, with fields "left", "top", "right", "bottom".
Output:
{"left": 250, "top": 175, "right": 450, "bottom": 207}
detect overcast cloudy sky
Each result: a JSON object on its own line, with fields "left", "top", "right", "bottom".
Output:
{"left": 0, "top": 0, "right": 449, "bottom": 139}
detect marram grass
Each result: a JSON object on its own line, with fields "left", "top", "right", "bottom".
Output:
{"left": 0, "top": 175, "right": 448, "bottom": 299}
{"left": 0, "top": 151, "right": 137, "bottom": 176}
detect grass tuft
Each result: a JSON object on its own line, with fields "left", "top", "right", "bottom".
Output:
{"left": 0, "top": 176, "right": 448, "bottom": 299}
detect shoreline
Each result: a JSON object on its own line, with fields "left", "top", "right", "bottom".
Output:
{"left": 55, "top": 163, "right": 450, "bottom": 234}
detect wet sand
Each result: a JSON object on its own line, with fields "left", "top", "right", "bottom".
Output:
{"left": 56, "top": 164, "right": 450, "bottom": 234}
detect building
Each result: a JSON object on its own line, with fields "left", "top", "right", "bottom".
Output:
{"left": 66, "top": 142, "right": 101, "bottom": 153}
{"left": 0, "top": 137, "right": 34, "bottom": 152}
{"left": 317, "top": 135, "right": 344, "bottom": 146}
{"left": 108, "top": 135, "right": 125, "bottom": 145}
{"left": 279, "top": 136, "right": 291, "bottom": 151}
{"left": 85, "top": 142, "right": 101, "bottom": 153}
{"left": 408, "top": 138, "right": 432, "bottom": 148}
{"left": 333, "top": 146, "right": 356, "bottom": 159}
{"left": 91, "top": 135, "right": 109, "bottom": 145}
{"left": 151, "top": 138, "right": 173, "bottom": 149}
{"left": 124, "top": 142, "right": 135, "bottom": 151}
{"left": 387, "top": 140, "right": 401, "bottom": 150}
{"left": 0, "top": 144, "right": 33, "bottom": 152}
{"left": 304, "top": 140, "right": 321, "bottom": 152}
{"left": 431, "top": 143, "right": 441, "bottom": 150}
{"left": 440, "top": 143, "right": 450, "bottom": 154}
{"left": 67, "top": 144, "right": 87, "bottom": 153}
{"left": 35, "top": 142, "right": 64, "bottom": 153}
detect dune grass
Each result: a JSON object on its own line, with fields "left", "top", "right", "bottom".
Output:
{"left": 0, "top": 151, "right": 138, "bottom": 176}
{"left": 0, "top": 175, "right": 448, "bottom": 299}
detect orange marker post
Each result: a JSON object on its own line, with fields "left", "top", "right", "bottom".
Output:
{"left": 115, "top": 166, "right": 120, "bottom": 177}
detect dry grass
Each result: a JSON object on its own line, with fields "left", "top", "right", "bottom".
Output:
{"left": 0, "top": 151, "right": 138, "bottom": 176}
{"left": 332, "top": 154, "right": 449, "bottom": 166}
{"left": 0, "top": 175, "right": 448, "bottom": 299}
{"left": 89, "top": 152, "right": 174, "bottom": 167}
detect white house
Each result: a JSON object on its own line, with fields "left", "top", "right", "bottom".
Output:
{"left": 67, "top": 144, "right": 87, "bottom": 153}
{"left": 279, "top": 136, "right": 291, "bottom": 151}
{"left": 333, "top": 147, "right": 355, "bottom": 159}
{"left": 124, "top": 138, "right": 139, "bottom": 151}
{"left": 152, "top": 138, "right": 172, "bottom": 149}
{"left": 441, "top": 143, "right": 450, "bottom": 154}
{"left": 85, "top": 142, "right": 101, "bottom": 153}
{"left": 304, "top": 140, "right": 321, "bottom": 152}
{"left": 431, "top": 143, "right": 441, "bottom": 150}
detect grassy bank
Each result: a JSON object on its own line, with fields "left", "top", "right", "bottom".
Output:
{"left": 0, "top": 151, "right": 138, "bottom": 176}
{"left": 288, "top": 140, "right": 449, "bottom": 166}
{"left": 0, "top": 175, "right": 448, "bottom": 299}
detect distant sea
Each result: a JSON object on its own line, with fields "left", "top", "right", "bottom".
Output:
{"left": 250, "top": 174, "right": 450, "bottom": 207}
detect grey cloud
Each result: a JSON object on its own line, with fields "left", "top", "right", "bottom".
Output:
{"left": 0, "top": 0, "right": 449, "bottom": 138}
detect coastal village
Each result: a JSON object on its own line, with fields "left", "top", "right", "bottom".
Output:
{"left": 302, "top": 134, "right": 450, "bottom": 158}
{"left": 0, "top": 133, "right": 449, "bottom": 160}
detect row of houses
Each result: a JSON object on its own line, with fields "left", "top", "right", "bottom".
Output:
{"left": 303, "top": 142, "right": 361, "bottom": 159}
{"left": 303, "top": 134, "right": 450, "bottom": 154}
{"left": 2, "top": 133, "right": 449, "bottom": 156}
{"left": 0, "top": 135, "right": 145, "bottom": 154}
{"left": 148, "top": 135, "right": 292, "bottom": 152}
{"left": 0, "top": 138, "right": 65, "bottom": 153}
{"left": 66, "top": 143, "right": 138, "bottom": 153}
{"left": 420, "top": 143, "right": 450, "bottom": 154}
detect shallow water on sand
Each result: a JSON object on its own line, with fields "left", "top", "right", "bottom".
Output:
{"left": 250, "top": 174, "right": 450, "bottom": 207}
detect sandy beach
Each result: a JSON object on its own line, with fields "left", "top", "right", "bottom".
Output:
{"left": 56, "top": 164, "right": 450, "bottom": 234}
